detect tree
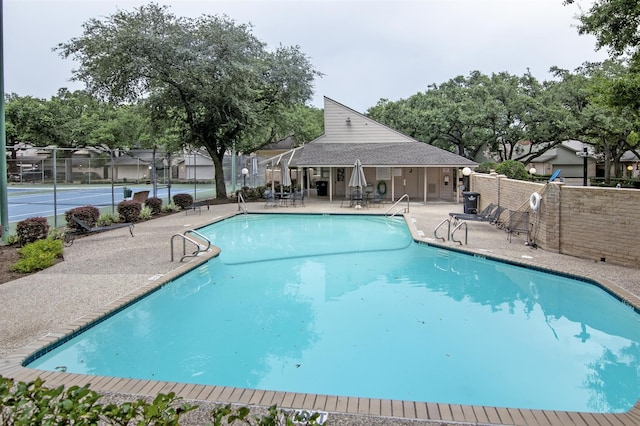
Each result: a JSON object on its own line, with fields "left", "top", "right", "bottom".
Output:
{"left": 551, "top": 61, "right": 640, "bottom": 182}
{"left": 564, "top": 0, "right": 640, "bottom": 58}
{"left": 56, "top": 3, "right": 320, "bottom": 199}
{"left": 5, "top": 90, "right": 147, "bottom": 182}
{"left": 368, "top": 70, "right": 566, "bottom": 164}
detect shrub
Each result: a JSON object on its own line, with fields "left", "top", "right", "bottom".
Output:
{"left": 172, "top": 193, "right": 193, "bottom": 209}
{"left": 11, "top": 238, "right": 63, "bottom": 273}
{"left": 0, "top": 375, "right": 325, "bottom": 425}
{"left": 210, "top": 404, "right": 324, "bottom": 425}
{"left": 117, "top": 200, "right": 142, "bottom": 223}
{"left": 139, "top": 205, "right": 152, "bottom": 220}
{"left": 145, "top": 197, "right": 163, "bottom": 214}
{"left": 476, "top": 162, "right": 497, "bottom": 174}
{"left": 0, "top": 376, "right": 196, "bottom": 424}
{"left": 495, "top": 160, "right": 528, "bottom": 180}
{"left": 162, "top": 203, "right": 180, "bottom": 213}
{"left": 65, "top": 206, "right": 100, "bottom": 231}
{"left": 97, "top": 212, "right": 120, "bottom": 227}
{"left": 15, "top": 217, "right": 50, "bottom": 246}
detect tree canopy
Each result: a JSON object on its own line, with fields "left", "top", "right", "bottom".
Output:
{"left": 56, "top": 3, "right": 321, "bottom": 199}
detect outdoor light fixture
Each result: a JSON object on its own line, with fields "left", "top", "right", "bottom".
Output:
{"left": 529, "top": 167, "right": 537, "bottom": 182}
{"left": 241, "top": 167, "right": 249, "bottom": 187}
{"left": 461, "top": 167, "right": 472, "bottom": 192}
{"left": 345, "top": 117, "right": 351, "bottom": 124}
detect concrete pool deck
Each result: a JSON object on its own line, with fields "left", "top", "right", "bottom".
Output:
{"left": 1, "top": 197, "right": 640, "bottom": 425}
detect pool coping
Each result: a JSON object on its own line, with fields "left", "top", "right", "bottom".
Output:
{"left": 2, "top": 211, "right": 640, "bottom": 425}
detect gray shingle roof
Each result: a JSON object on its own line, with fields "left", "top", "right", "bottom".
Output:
{"left": 294, "top": 142, "right": 477, "bottom": 167}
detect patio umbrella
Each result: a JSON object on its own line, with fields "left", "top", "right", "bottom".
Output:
{"left": 280, "top": 163, "right": 292, "bottom": 189}
{"left": 348, "top": 159, "right": 367, "bottom": 189}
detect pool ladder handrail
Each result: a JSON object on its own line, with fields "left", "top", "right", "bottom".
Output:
{"left": 433, "top": 218, "right": 451, "bottom": 241}
{"left": 385, "top": 194, "right": 410, "bottom": 217}
{"left": 451, "top": 221, "right": 468, "bottom": 245}
{"left": 433, "top": 218, "right": 468, "bottom": 245}
{"left": 170, "top": 229, "right": 212, "bottom": 262}
{"left": 237, "top": 192, "right": 248, "bottom": 214}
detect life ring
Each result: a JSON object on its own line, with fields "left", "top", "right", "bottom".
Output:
{"left": 529, "top": 192, "right": 541, "bottom": 211}
{"left": 377, "top": 180, "right": 387, "bottom": 195}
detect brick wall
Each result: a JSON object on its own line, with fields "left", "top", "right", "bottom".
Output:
{"left": 470, "top": 173, "right": 640, "bottom": 267}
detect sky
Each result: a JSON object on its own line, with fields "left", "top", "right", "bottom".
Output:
{"left": 4, "top": 0, "right": 609, "bottom": 113}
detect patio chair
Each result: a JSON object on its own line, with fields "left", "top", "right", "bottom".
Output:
{"left": 292, "top": 189, "right": 305, "bottom": 206}
{"left": 64, "top": 215, "right": 134, "bottom": 246}
{"left": 368, "top": 190, "right": 383, "bottom": 207}
{"left": 264, "top": 190, "right": 277, "bottom": 208}
{"left": 506, "top": 210, "right": 532, "bottom": 243}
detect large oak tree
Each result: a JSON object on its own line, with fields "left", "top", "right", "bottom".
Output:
{"left": 56, "top": 3, "right": 320, "bottom": 199}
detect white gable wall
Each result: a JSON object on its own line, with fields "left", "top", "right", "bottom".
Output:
{"left": 322, "top": 98, "right": 413, "bottom": 144}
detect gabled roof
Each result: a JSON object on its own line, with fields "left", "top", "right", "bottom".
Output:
{"left": 287, "top": 97, "right": 476, "bottom": 168}
{"left": 296, "top": 142, "right": 476, "bottom": 167}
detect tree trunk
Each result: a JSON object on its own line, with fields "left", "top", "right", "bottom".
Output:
{"left": 603, "top": 147, "right": 612, "bottom": 184}
{"left": 210, "top": 150, "right": 228, "bottom": 200}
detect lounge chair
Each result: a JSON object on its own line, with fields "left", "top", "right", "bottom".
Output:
{"left": 451, "top": 205, "right": 505, "bottom": 226}
{"left": 64, "top": 215, "right": 134, "bottom": 246}
{"left": 449, "top": 203, "right": 495, "bottom": 221}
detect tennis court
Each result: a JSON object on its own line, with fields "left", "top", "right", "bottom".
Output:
{"left": 6, "top": 184, "right": 215, "bottom": 226}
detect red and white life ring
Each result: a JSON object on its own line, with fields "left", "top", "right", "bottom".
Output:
{"left": 529, "top": 192, "right": 541, "bottom": 211}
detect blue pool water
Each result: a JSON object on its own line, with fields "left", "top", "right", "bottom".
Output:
{"left": 26, "top": 214, "right": 640, "bottom": 413}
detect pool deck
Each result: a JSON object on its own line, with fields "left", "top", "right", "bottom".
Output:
{"left": 2, "top": 197, "right": 640, "bottom": 425}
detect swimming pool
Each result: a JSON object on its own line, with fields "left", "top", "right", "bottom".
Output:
{"left": 25, "top": 213, "right": 640, "bottom": 413}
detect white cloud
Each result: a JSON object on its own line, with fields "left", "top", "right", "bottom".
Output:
{"left": 4, "top": 0, "right": 608, "bottom": 112}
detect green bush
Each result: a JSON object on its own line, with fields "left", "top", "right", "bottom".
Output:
{"left": 15, "top": 217, "right": 50, "bottom": 246}
{"left": 0, "top": 375, "right": 196, "bottom": 425}
{"left": 495, "top": 160, "right": 528, "bottom": 180}
{"left": 162, "top": 203, "right": 181, "bottom": 213}
{"left": 145, "top": 197, "right": 163, "bottom": 214}
{"left": 11, "top": 238, "right": 63, "bottom": 273}
{"left": 0, "top": 376, "right": 326, "bottom": 425}
{"left": 139, "top": 205, "right": 153, "bottom": 220}
{"left": 65, "top": 206, "right": 100, "bottom": 230}
{"left": 476, "top": 162, "right": 497, "bottom": 174}
{"left": 210, "top": 403, "right": 325, "bottom": 426}
{"left": 173, "top": 193, "right": 193, "bottom": 209}
{"left": 117, "top": 200, "right": 142, "bottom": 223}
{"left": 97, "top": 212, "right": 121, "bottom": 227}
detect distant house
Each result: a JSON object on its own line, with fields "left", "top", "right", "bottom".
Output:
{"left": 526, "top": 140, "right": 597, "bottom": 185}
{"left": 524, "top": 140, "right": 640, "bottom": 184}
{"left": 265, "top": 97, "right": 477, "bottom": 202}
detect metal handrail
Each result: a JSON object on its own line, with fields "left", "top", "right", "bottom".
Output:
{"left": 451, "top": 221, "right": 468, "bottom": 245}
{"left": 433, "top": 218, "right": 451, "bottom": 242}
{"left": 385, "top": 194, "right": 410, "bottom": 217}
{"left": 171, "top": 230, "right": 211, "bottom": 262}
{"left": 184, "top": 229, "right": 211, "bottom": 251}
{"left": 237, "top": 192, "right": 247, "bottom": 214}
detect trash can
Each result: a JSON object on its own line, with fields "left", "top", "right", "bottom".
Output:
{"left": 462, "top": 191, "right": 480, "bottom": 214}
{"left": 316, "top": 180, "right": 328, "bottom": 196}
{"left": 123, "top": 187, "right": 132, "bottom": 199}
